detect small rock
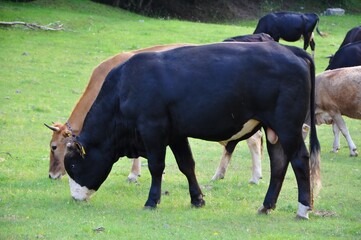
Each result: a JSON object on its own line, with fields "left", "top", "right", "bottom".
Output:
{"left": 93, "top": 226, "right": 105, "bottom": 232}
{"left": 324, "top": 8, "right": 345, "bottom": 16}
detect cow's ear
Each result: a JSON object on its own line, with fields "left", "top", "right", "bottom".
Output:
{"left": 62, "top": 130, "right": 72, "bottom": 138}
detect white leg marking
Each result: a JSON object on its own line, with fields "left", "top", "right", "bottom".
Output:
{"left": 296, "top": 202, "right": 310, "bottom": 219}
{"left": 68, "top": 177, "right": 95, "bottom": 201}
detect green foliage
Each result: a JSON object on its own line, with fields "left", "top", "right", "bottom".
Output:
{"left": 0, "top": 0, "right": 360, "bottom": 239}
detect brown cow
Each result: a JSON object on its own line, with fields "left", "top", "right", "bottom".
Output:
{"left": 315, "top": 66, "right": 361, "bottom": 156}
{"left": 45, "top": 43, "right": 264, "bottom": 183}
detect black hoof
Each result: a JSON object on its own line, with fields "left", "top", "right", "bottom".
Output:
{"left": 191, "top": 199, "right": 206, "bottom": 208}
{"left": 143, "top": 205, "right": 157, "bottom": 210}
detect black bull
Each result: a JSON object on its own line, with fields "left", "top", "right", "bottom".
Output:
{"left": 254, "top": 12, "right": 323, "bottom": 55}
{"left": 64, "top": 42, "right": 321, "bottom": 219}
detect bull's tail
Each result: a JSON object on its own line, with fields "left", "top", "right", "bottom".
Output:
{"left": 307, "top": 54, "right": 322, "bottom": 205}
{"left": 316, "top": 26, "right": 325, "bottom": 37}
{"left": 315, "top": 18, "right": 325, "bottom": 37}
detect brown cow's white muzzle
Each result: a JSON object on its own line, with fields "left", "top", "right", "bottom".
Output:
{"left": 68, "top": 177, "right": 95, "bottom": 201}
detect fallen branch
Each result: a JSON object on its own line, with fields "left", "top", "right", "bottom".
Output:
{"left": 0, "top": 21, "right": 63, "bottom": 31}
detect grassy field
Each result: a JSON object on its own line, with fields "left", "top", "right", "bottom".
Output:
{"left": 0, "top": 0, "right": 360, "bottom": 239}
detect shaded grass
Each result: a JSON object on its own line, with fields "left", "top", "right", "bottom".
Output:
{"left": 0, "top": 0, "right": 360, "bottom": 239}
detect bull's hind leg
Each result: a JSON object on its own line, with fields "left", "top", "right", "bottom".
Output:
{"left": 170, "top": 137, "right": 205, "bottom": 207}
{"left": 290, "top": 141, "right": 312, "bottom": 219}
{"left": 258, "top": 140, "right": 289, "bottom": 214}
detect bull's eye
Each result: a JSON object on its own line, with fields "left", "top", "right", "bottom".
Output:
{"left": 71, "top": 164, "right": 75, "bottom": 169}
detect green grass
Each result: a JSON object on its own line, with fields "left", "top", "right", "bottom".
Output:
{"left": 0, "top": 0, "right": 360, "bottom": 239}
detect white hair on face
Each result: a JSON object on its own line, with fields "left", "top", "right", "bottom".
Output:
{"left": 68, "top": 177, "right": 95, "bottom": 201}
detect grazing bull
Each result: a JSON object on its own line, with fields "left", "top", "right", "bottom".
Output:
{"left": 338, "top": 26, "right": 361, "bottom": 50}
{"left": 46, "top": 34, "right": 276, "bottom": 184}
{"left": 326, "top": 41, "right": 361, "bottom": 70}
{"left": 254, "top": 12, "right": 324, "bottom": 57}
{"left": 315, "top": 66, "right": 361, "bottom": 156}
{"left": 64, "top": 42, "right": 321, "bottom": 219}
{"left": 45, "top": 44, "right": 193, "bottom": 180}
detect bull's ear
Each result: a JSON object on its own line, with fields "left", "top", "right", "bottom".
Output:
{"left": 74, "top": 141, "right": 86, "bottom": 159}
{"left": 44, "top": 123, "right": 60, "bottom": 132}
{"left": 66, "top": 141, "right": 86, "bottom": 159}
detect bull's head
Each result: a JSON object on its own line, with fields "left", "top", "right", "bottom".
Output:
{"left": 44, "top": 122, "right": 72, "bottom": 179}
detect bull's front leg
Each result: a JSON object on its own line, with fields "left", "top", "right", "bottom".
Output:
{"left": 144, "top": 149, "right": 166, "bottom": 208}
{"left": 170, "top": 137, "right": 205, "bottom": 207}
{"left": 140, "top": 127, "right": 167, "bottom": 208}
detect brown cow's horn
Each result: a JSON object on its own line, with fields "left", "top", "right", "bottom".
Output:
{"left": 44, "top": 123, "right": 60, "bottom": 132}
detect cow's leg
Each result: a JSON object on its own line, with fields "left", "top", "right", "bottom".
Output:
{"left": 309, "top": 33, "right": 316, "bottom": 58}
{"left": 211, "top": 141, "right": 237, "bottom": 181}
{"left": 290, "top": 140, "right": 312, "bottom": 219}
{"left": 258, "top": 140, "right": 289, "bottom": 215}
{"left": 211, "top": 147, "right": 233, "bottom": 181}
{"left": 247, "top": 130, "right": 263, "bottom": 184}
{"left": 332, "top": 114, "right": 358, "bottom": 156}
{"left": 170, "top": 137, "right": 205, "bottom": 207}
{"left": 332, "top": 123, "right": 341, "bottom": 153}
{"left": 127, "top": 158, "right": 141, "bottom": 182}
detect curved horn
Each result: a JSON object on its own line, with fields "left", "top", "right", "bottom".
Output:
{"left": 44, "top": 123, "right": 60, "bottom": 132}
{"left": 325, "top": 54, "right": 334, "bottom": 59}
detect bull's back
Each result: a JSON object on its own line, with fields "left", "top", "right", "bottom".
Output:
{"left": 118, "top": 42, "right": 311, "bottom": 140}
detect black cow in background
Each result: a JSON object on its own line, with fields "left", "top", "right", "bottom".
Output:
{"left": 326, "top": 41, "right": 361, "bottom": 70}
{"left": 254, "top": 12, "right": 324, "bottom": 57}
{"left": 338, "top": 26, "right": 361, "bottom": 50}
{"left": 223, "top": 33, "right": 274, "bottom": 42}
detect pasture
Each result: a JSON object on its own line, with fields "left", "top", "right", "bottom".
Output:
{"left": 0, "top": 0, "right": 360, "bottom": 239}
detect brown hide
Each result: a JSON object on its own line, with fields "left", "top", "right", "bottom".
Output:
{"left": 315, "top": 66, "right": 361, "bottom": 156}
{"left": 315, "top": 66, "right": 361, "bottom": 123}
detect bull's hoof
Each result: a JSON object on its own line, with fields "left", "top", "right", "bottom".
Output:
{"left": 144, "top": 199, "right": 160, "bottom": 209}
{"left": 143, "top": 205, "right": 157, "bottom": 210}
{"left": 191, "top": 199, "right": 205, "bottom": 208}
{"left": 257, "top": 205, "right": 271, "bottom": 215}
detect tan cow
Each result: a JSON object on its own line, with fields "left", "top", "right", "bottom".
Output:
{"left": 315, "top": 66, "right": 361, "bottom": 156}
{"left": 45, "top": 43, "right": 263, "bottom": 183}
